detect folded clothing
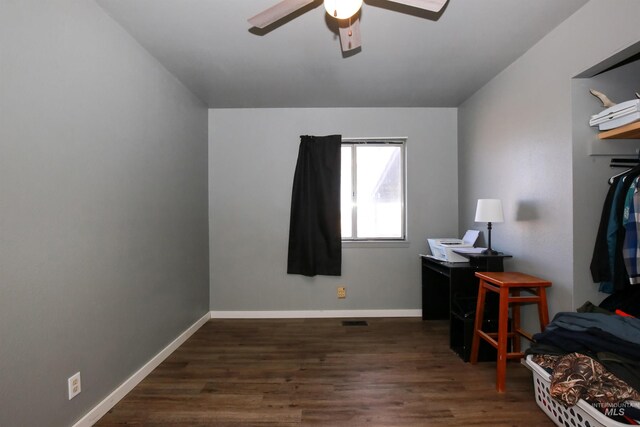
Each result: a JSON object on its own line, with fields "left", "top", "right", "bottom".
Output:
{"left": 533, "top": 324, "right": 640, "bottom": 360}
{"left": 543, "top": 312, "right": 640, "bottom": 345}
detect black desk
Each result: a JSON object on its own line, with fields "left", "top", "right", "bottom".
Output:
{"left": 421, "top": 254, "right": 511, "bottom": 361}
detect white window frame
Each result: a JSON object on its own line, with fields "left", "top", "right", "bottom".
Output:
{"left": 341, "top": 137, "right": 407, "bottom": 243}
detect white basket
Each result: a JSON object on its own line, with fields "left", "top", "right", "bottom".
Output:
{"left": 525, "top": 355, "right": 630, "bottom": 427}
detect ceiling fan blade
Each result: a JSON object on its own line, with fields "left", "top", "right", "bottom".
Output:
{"left": 248, "top": 0, "right": 316, "bottom": 28}
{"left": 338, "top": 17, "right": 361, "bottom": 52}
{"left": 382, "top": 0, "right": 448, "bottom": 13}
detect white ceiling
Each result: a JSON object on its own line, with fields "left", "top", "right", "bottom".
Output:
{"left": 96, "top": 0, "right": 588, "bottom": 108}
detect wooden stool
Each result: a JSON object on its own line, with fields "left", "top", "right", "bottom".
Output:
{"left": 470, "top": 271, "right": 551, "bottom": 392}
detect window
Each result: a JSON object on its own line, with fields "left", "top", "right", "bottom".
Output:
{"left": 341, "top": 138, "right": 406, "bottom": 241}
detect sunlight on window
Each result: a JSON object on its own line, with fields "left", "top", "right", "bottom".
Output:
{"left": 356, "top": 146, "right": 402, "bottom": 238}
{"left": 341, "top": 141, "right": 405, "bottom": 240}
{"left": 341, "top": 146, "right": 353, "bottom": 239}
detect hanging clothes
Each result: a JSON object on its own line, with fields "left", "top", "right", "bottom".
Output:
{"left": 591, "top": 175, "right": 623, "bottom": 292}
{"left": 614, "top": 168, "right": 640, "bottom": 290}
{"left": 603, "top": 178, "right": 627, "bottom": 292}
{"left": 623, "top": 176, "right": 640, "bottom": 284}
{"left": 591, "top": 164, "right": 640, "bottom": 293}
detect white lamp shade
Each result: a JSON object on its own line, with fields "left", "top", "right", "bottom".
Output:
{"left": 475, "top": 199, "right": 504, "bottom": 223}
{"left": 323, "top": 0, "right": 363, "bottom": 19}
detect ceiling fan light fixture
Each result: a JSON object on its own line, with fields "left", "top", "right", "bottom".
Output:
{"left": 323, "top": 0, "right": 363, "bottom": 19}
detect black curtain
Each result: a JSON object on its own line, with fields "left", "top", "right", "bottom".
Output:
{"left": 287, "top": 135, "right": 342, "bottom": 277}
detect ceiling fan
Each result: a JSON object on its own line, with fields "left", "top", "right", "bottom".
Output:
{"left": 248, "top": 0, "right": 448, "bottom": 53}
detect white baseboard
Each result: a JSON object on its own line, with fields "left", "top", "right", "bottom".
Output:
{"left": 73, "top": 312, "right": 211, "bottom": 427}
{"left": 210, "top": 309, "right": 421, "bottom": 319}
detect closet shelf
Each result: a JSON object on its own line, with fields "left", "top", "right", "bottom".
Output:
{"left": 598, "top": 121, "right": 640, "bottom": 139}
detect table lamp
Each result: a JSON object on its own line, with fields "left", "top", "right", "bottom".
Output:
{"left": 475, "top": 199, "right": 504, "bottom": 255}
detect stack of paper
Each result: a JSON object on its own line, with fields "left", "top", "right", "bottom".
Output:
{"left": 589, "top": 99, "right": 640, "bottom": 131}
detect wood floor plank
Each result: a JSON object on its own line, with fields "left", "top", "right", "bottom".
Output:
{"left": 95, "top": 318, "right": 553, "bottom": 426}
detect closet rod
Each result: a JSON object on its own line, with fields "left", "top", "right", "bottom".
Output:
{"left": 610, "top": 155, "right": 640, "bottom": 168}
{"left": 611, "top": 158, "right": 639, "bottom": 164}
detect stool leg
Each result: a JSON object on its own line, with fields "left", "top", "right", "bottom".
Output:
{"left": 496, "top": 286, "right": 509, "bottom": 392}
{"left": 512, "top": 289, "right": 521, "bottom": 354}
{"left": 537, "top": 287, "right": 550, "bottom": 330}
{"left": 470, "top": 280, "right": 487, "bottom": 365}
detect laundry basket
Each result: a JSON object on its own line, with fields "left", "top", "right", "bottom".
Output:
{"left": 525, "top": 355, "right": 630, "bottom": 427}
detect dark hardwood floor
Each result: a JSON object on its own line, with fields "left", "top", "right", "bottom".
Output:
{"left": 96, "top": 318, "right": 553, "bottom": 426}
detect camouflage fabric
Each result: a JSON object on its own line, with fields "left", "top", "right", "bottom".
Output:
{"left": 532, "top": 352, "right": 640, "bottom": 406}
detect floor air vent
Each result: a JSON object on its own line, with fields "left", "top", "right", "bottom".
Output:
{"left": 341, "top": 320, "right": 368, "bottom": 326}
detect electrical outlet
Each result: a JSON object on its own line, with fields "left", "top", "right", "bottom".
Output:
{"left": 337, "top": 286, "right": 346, "bottom": 299}
{"left": 68, "top": 372, "right": 81, "bottom": 400}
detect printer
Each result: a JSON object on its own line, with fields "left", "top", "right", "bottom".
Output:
{"left": 427, "top": 230, "right": 480, "bottom": 263}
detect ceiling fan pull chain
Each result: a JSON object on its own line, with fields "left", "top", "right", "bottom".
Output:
{"left": 348, "top": 17, "right": 353, "bottom": 37}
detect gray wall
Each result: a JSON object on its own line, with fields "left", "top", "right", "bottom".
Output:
{"left": 209, "top": 108, "right": 457, "bottom": 311}
{"left": 458, "top": 0, "right": 640, "bottom": 318}
{"left": 0, "top": 1, "right": 209, "bottom": 426}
